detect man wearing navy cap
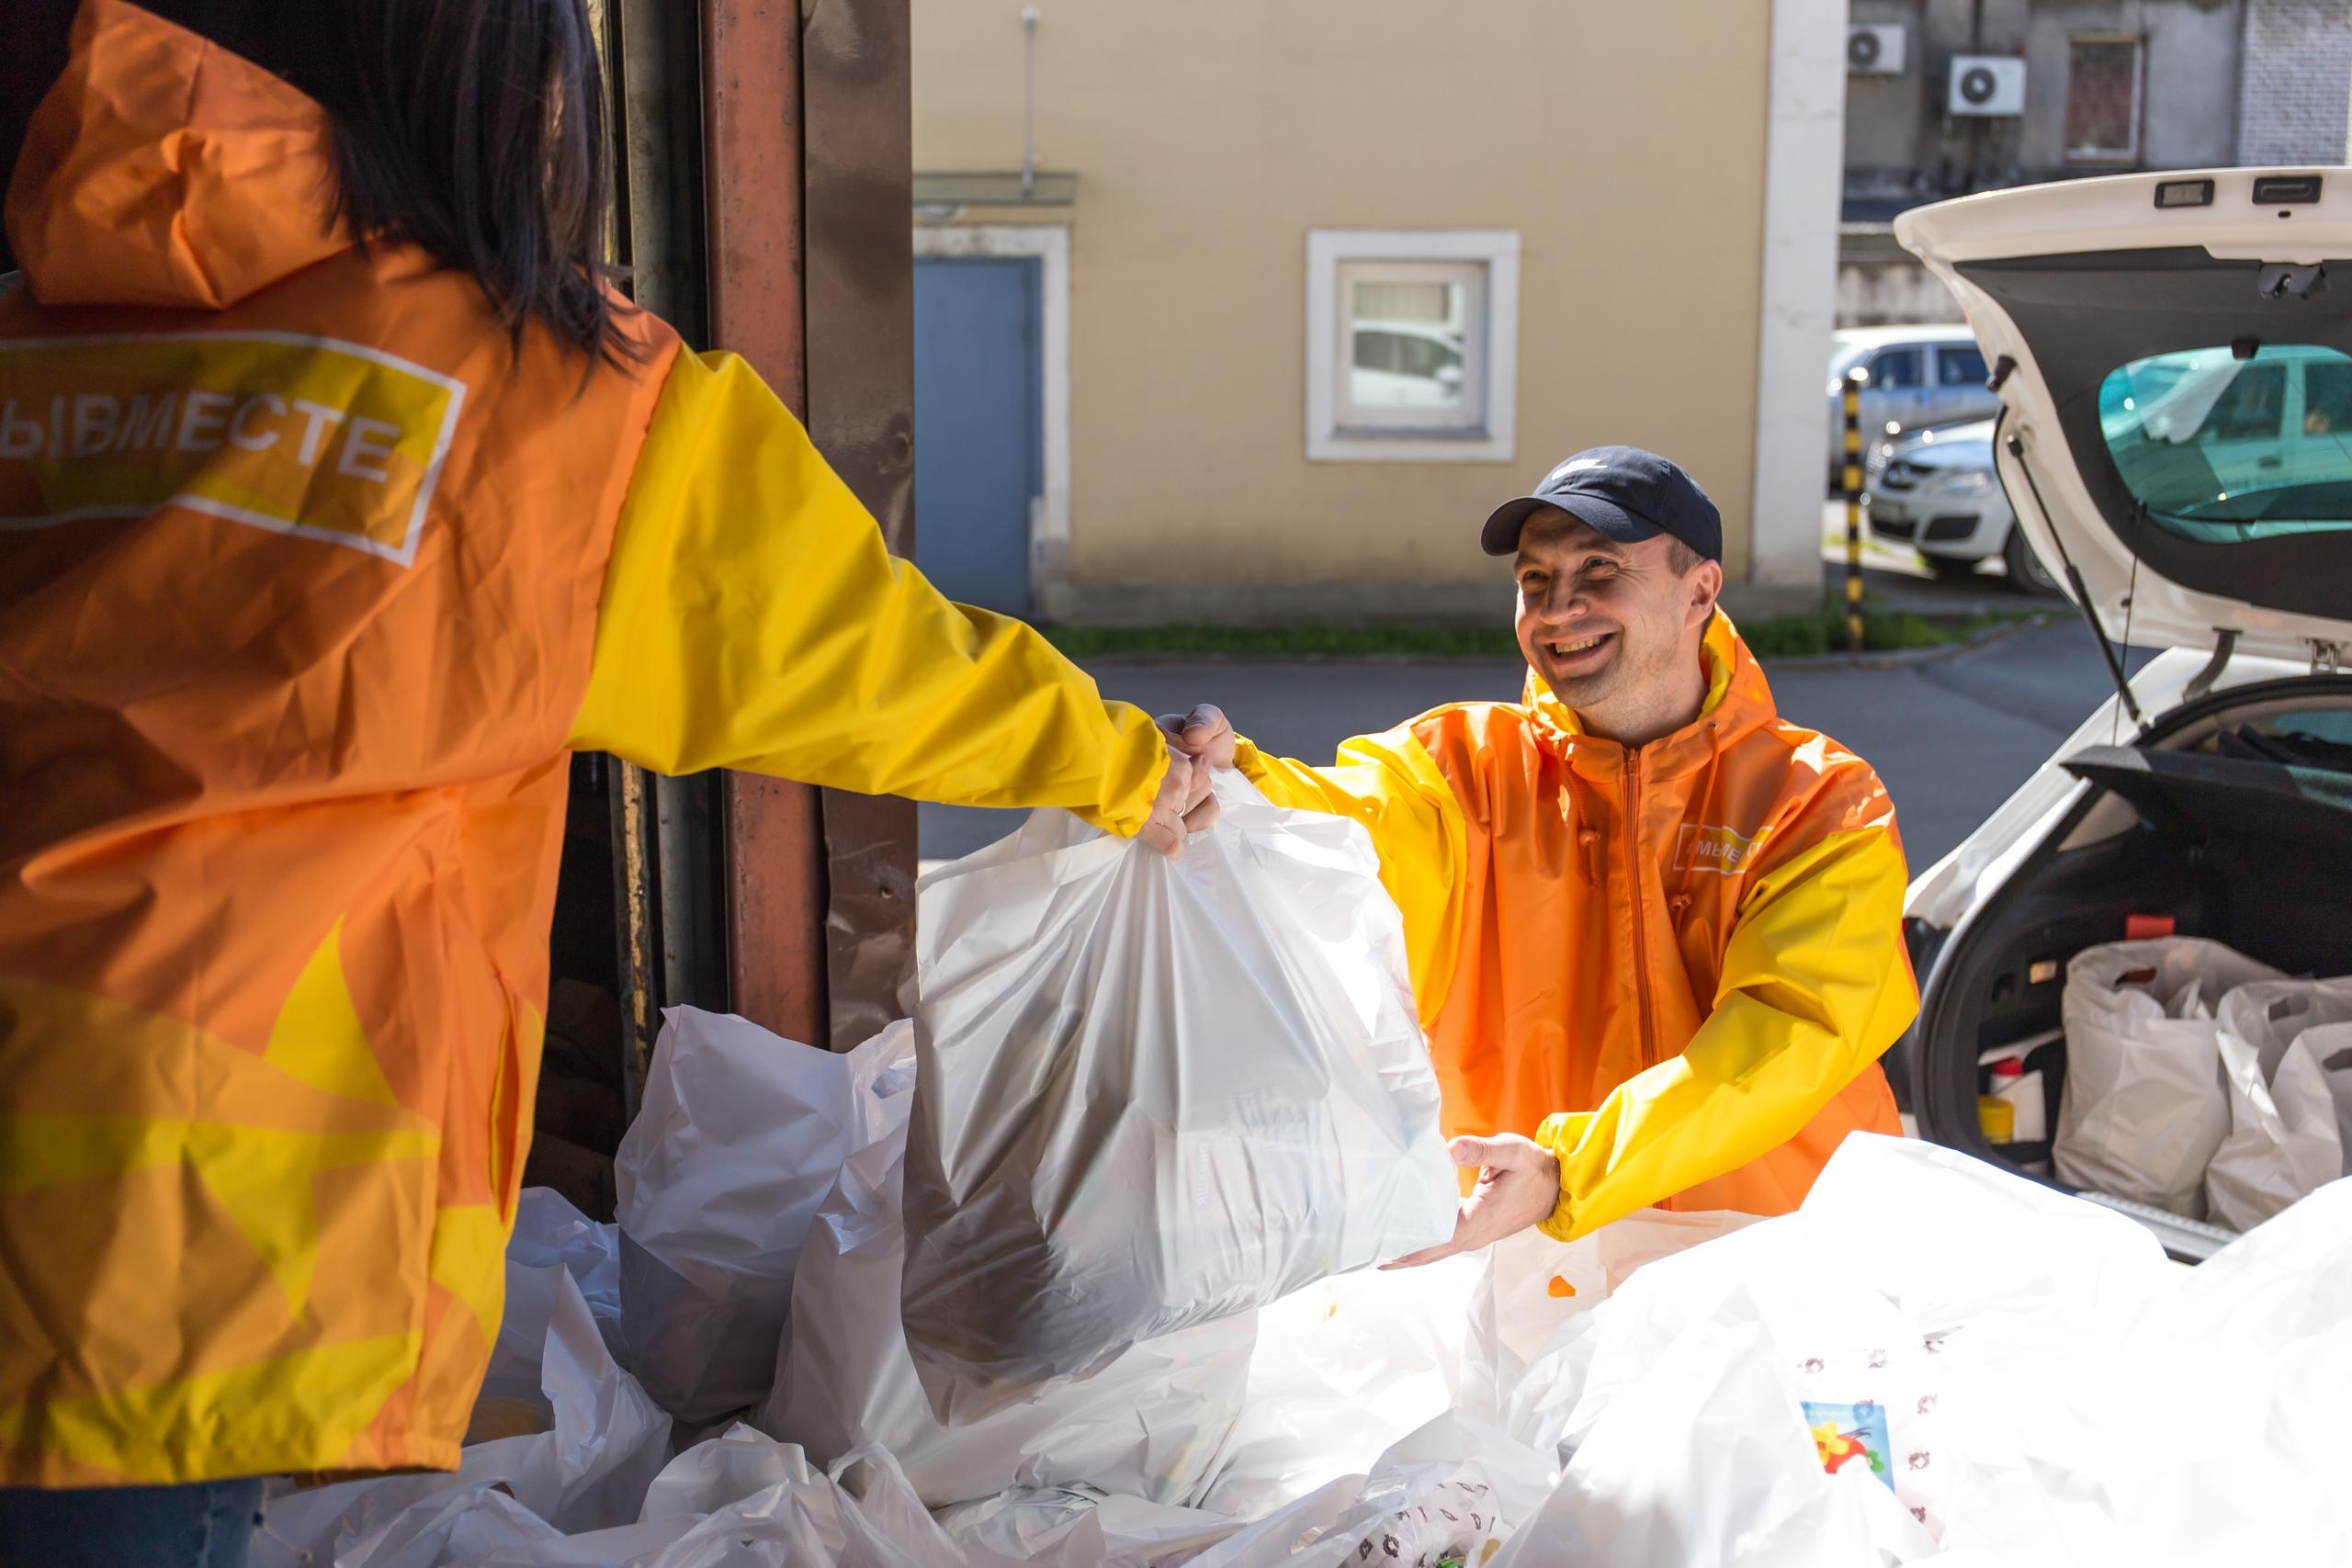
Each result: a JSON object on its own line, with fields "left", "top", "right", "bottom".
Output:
{"left": 1165, "top": 447, "right": 1916, "bottom": 1258}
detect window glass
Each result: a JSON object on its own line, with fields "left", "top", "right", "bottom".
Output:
{"left": 1937, "top": 345, "right": 1989, "bottom": 387}
{"left": 2099, "top": 347, "right": 2352, "bottom": 541}
{"left": 2065, "top": 39, "right": 2143, "bottom": 159}
{"left": 1871, "top": 348, "right": 1923, "bottom": 389}
{"left": 1348, "top": 281, "right": 1466, "bottom": 412}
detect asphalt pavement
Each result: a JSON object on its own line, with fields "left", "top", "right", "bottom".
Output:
{"left": 920, "top": 505, "right": 2157, "bottom": 872}
{"left": 919, "top": 609, "right": 2154, "bottom": 878}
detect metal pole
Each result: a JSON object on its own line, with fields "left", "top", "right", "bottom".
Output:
{"left": 1844, "top": 369, "right": 1866, "bottom": 655}
{"left": 1021, "top": 7, "right": 1039, "bottom": 200}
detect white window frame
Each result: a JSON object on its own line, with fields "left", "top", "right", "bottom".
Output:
{"left": 2063, "top": 33, "right": 2144, "bottom": 164}
{"left": 1306, "top": 230, "right": 1519, "bottom": 462}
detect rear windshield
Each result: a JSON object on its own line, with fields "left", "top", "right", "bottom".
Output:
{"left": 2101, "top": 345, "right": 2352, "bottom": 542}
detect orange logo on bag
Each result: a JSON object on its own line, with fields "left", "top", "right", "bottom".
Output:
{"left": 1674, "top": 822, "right": 1770, "bottom": 874}
{"left": 0, "top": 333, "right": 465, "bottom": 565}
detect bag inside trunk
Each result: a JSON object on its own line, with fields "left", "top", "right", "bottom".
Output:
{"left": 1911, "top": 709, "right": 2352, "bottom": 1259}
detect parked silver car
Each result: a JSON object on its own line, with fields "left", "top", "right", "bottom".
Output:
{"left": 1826, "top": 324, "right": 2000, "bottom": 484}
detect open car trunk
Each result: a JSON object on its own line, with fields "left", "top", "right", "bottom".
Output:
{"left": 1910, "top": 676, "right": 2352, "bottom": 1259}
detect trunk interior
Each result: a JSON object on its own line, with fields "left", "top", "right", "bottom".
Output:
{"left": 1912, "top": 675, "right": 2352, "bottom": 1259}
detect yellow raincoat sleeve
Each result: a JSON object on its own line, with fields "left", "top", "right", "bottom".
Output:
{"left": 1231, "top": 728, "right": 1466, "bottom": 1021}
{"left": 569, "top": 349, "right": 1168, "bottom": 832}
{"left": 1533, "top": 817, "right": 1918, "bottom": 1240}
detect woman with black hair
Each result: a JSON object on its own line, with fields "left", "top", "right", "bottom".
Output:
{"left": 0, "top": 3, "right": 1214, "bottom": 1562}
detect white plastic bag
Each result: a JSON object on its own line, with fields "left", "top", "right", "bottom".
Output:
{"left": 899, "top": 773, "right": 1457, "bottom": 1420}
{"left": 256, "top": 1270, "right": 672, "bottom": 1564}
{"left": 758, "top": 1064, "right": 1255, "bottom": 1509}
{"left": 1192, "top": 1411, "right": 1550, "bottom": 1568}
{"left": 1455, "top": 1209, "right": 1758, "bottom": 1437}
{"left": 2205, "top": 976, "right": 2352, "bottom": 1230}
{"left": 1197, "top": 1251, "right": 1484, "bottom": 1521}
{"left": 2055, "top": 938, "right": 2283, "bottom": 1217}
{"left": 616, "top": 1010, "right": 911, "bottom": 1424}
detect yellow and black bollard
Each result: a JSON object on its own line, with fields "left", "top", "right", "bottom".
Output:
{"left": 1842, "top": 370, "right": 1866, "bottom": 655}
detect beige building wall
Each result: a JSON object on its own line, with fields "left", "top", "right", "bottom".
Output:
{"left": 914, "top": 1, "right": 1785, "bottom": 618}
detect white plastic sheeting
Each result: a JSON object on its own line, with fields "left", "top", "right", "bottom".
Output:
{"left": 615, "top": 1010, "right": 914, "bottom": 1425}
{"left": 2206, "top": 976, "right": 2352, "bottom": 1230}
{"left": 899, "top": 775, "right": 1459, "bottom": 1421}
{"left": 2054, "top": 938, "right": 2284, "bottom": 1216}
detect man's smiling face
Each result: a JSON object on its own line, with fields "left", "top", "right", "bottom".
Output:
{"left": 1512, "top": 508, "right": 1718, "bottom": 725}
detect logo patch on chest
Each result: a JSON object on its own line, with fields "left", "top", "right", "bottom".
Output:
{"left": 1675, "top": 822, "right": 1769, "bottom": 874}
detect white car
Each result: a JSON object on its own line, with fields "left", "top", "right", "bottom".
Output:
{"left": 1864, "top": 417, "right": 2061, "bottom": 593}
{"left": 1889, "top": 167, "right": 2352, "bottom": 1261}
{"left": 1826, "top": 323, "right": 1999, "bottom": 482}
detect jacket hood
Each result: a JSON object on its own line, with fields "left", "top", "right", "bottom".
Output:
{"left": 4, "top": 0, "right": 347, "bottom": 310}
{"left": 1524, "top": 614, "right": 1778, "bottom": 756}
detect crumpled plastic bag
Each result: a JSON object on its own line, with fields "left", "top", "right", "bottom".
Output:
{"left": 1932, "top": 1173, "right": 2352, "bottom": 1563}
{"left": 899, "top": 773, "right": 1458, "bottom": 1422}
{"left": 616, "top": 1010, "right": 912, "bottom": 1425}
{"left": 1507, "top": 1134, "right": 2176, "bottom": 1561}
{"left": 255, "top": 1267, "right": 672, "bottom": 1564}
{"left": 1190, "top": 1411, "right": 1551, "bottom": 1568}
{"left": 1194, "top": 1251, "right": 1482, "bottom": 1522}
{"left": 1454, "top": 1209, "right": 1758, "bottom": 1438}
{"left": 2055, "top": 938, "right": 2284, "bottom": 1217}
{"left": 2205, "top": 976, "right": 2352, "bottom": 1230}
{"left": 505, "top": 1189, "right": 626, "bottom": 1368}
{"left": 757, "top": 1028, "right": 1255, "bottom": 1510}
{"left": 636, "top": 1429, "right": 1031, "bottom": 1568}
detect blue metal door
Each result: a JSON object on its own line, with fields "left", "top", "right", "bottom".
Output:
{"left": 913, "top": 255, "right": 1042, "bottom": 616}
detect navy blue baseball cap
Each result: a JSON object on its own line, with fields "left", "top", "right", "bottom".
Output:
{"left": 1481, "top": 446, "right": 1723, "bottom": 562}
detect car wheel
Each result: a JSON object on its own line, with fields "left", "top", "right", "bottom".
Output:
{"left": 1923, "top": 554, "right": 1982, "bottom": 581}
{"left": 2001, "top": 525, "right": 2064, "bottom": 596}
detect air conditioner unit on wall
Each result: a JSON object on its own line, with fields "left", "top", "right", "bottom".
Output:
{"left": 1948, "top": 55, "right": 2027, "bottom": 117}
{"left": 1847, "top": 24, "right": 1906, "bottom": 75}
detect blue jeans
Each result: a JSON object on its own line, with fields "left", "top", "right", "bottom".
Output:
{"left": 0, "top": 1478, "right": 261, "bottom": 1568}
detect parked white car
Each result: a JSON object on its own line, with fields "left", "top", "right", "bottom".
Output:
{"left": 1866, "top": 418, "right": 2061, "bottom": 592}
{"left": 1826, "top": 322, "right": 2000, "bottom": 482}
{"left": 1889, "top": 167, "right": 2352, "bottom": 1262}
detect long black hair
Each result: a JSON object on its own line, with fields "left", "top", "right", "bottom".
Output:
{"left": 37, "top": 0, "right": 643, "bottom": 368}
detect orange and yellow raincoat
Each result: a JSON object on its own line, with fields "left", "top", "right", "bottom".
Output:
{"left": 1238, "top": 615, "right": 1917, "bottom": 1239}
{"left": 0, "top": 0, "right": 1168, "bottom": 1487}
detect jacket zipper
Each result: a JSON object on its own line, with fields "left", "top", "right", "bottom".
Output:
{"left": 1623, "top": 748, "right": 1657, "bottom": 1068}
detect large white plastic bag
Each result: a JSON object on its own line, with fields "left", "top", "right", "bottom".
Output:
{"left": 757, "top": 1076, "right": 1255, "bottom": 1508}
{"left": 1538, "top": 1136, "right": 2172, "bottom": 1553}
{"left": 1493, "top": 1314, "right": 1937, "bottom": 1568}
{"left": 2055, "top": 938, "right": 2283, "bottom": 1217}
{"left": 899, "top": 772, "right": 1457, "bottom": 1420}
{"left": 616, "top": 1010, "right": 911, "bottom": 1424}
{"left": 2206, "top": 976, "right": 2352, "bottom": 1229}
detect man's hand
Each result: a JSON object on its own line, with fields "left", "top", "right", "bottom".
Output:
{"left": 1157, "top": 704, "right": 1237, "bottom": 770}
{"left": 1136, "top": 705, "right": 1236, "bottom": 860}
{"left": 1382, "top": 1133, "right": 1564, "bottom": 1269}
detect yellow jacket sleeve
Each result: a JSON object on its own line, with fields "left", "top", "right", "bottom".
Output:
{"left": 1232, "top": 728, "right": 1466, "bottom": 1022}
{"left": 569, "top": 350, "right": 1168, "bottom": 832}
{"left": 1533, "top": 821, "right": 1918, "bottom": 1239}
